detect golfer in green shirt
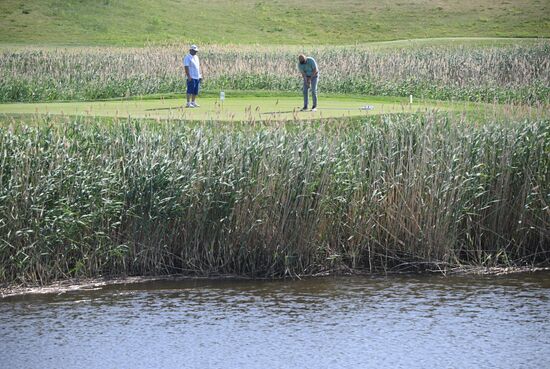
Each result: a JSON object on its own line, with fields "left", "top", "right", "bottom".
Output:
{"left": 298, "top": 54, "right": 319, "bottom": 111}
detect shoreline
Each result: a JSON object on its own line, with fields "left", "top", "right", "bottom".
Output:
{"left": 2, "top": 266, "right": 548, "bottom": 299}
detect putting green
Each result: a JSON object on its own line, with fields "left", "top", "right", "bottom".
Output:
{"left": 0, "top": 95, "right": 456, "bottom": 122}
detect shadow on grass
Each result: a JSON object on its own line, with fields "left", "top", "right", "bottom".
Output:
{"left": 144, "top": 106, "right": 185, "bottom": 111}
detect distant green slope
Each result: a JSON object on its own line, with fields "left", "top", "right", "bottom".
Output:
{"left": 0, "top": 0, "right": 548, "bottom": 45}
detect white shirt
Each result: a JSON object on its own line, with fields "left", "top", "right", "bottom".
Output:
{"left": 183, "top": 54, "right": 202, "bottom": 79}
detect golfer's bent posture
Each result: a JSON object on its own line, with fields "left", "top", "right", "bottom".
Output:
{"left": 183, "top": 45, "right": 202, "bottom": 108}
{"left": 298, "top": 54, "right": 319, "bottom": 111}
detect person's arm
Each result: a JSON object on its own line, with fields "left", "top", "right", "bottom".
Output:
{"left": 311, "top": 59, "right": 319, "bottom": 77}
{"left": 184, "top": 66, "right": 192, "bottom": 81}
{"left": 305, "top": 63, "right": 312, "bottom": 86}
{"left": 183, "top": 56, "right": 192, "bottom": 81}
{"left": 307, "top": 67, "right": 317, "bottom": 86}
{"left": 298, "top": 62, "right": 311, "bottom": 87}
{"left": 298, "top": 64, "right": 306, "bottom": 79}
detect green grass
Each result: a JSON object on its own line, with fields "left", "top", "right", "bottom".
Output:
{"left": 0, "top": 0, "right": 548, "bottom": 45}
{"left": 1, "top": 92, "right": 543, "bottom": 124}
{"left": 0, "top": 94, "right": 462, "bottom": 122}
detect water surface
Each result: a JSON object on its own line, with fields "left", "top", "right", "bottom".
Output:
{"left": 1, "top": 273, "right": 549, "bottom": 369}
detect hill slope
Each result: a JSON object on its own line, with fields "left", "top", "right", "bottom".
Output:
{"left": 0, "top": 0, "right": 548, "bottom": 45}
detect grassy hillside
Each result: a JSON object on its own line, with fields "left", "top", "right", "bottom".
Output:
{"left": 0, "top": 0, "right": 548, "bottom": 45}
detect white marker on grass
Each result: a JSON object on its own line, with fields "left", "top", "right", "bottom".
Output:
{"left": 410, "top": 95, "right": 413, "bottom": 104}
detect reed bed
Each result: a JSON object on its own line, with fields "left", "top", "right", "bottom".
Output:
{"left": 1, "top": 42, "right": 548, "bottom": 104}
{"left": 0, "top": 112, "right": 548, "bottom": 284}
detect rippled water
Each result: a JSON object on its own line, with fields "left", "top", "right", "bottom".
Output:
{"left": 1, "top": 272, "right": 549, "bottom": 369}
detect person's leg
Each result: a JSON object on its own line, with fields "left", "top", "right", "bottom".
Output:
{"left": 186, "top": 79, "right": 193, "bottom": 107}
{"left": 302, "top": 77, "right": 309, "bottom": 109}
{"left": 311, "top": 76, "right": 318, "bottom": 109}
{"left": 191, "top": 79, "right": 200, "bottom": 106}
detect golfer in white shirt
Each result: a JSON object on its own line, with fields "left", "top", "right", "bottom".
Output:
{"left": 183, "top": 45, "right": 202, "bottom": 108}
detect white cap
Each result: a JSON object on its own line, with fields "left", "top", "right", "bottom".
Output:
{"left": 190, "top": 44, "right": 198, "bottom": 51}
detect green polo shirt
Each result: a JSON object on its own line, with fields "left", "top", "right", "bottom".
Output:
{"left": 298, "top": 57, "right": 318, "bottom": 77}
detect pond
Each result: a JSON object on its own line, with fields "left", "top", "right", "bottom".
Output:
{"left": 1, "top": 272, "right": 549, "bottom": 368}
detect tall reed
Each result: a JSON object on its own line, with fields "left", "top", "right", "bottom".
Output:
{"left": 1, "top": 112, "right": 548, "bottom": 284}
{"left": 1, "top": 42, "right": 548, "bottom": 104}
